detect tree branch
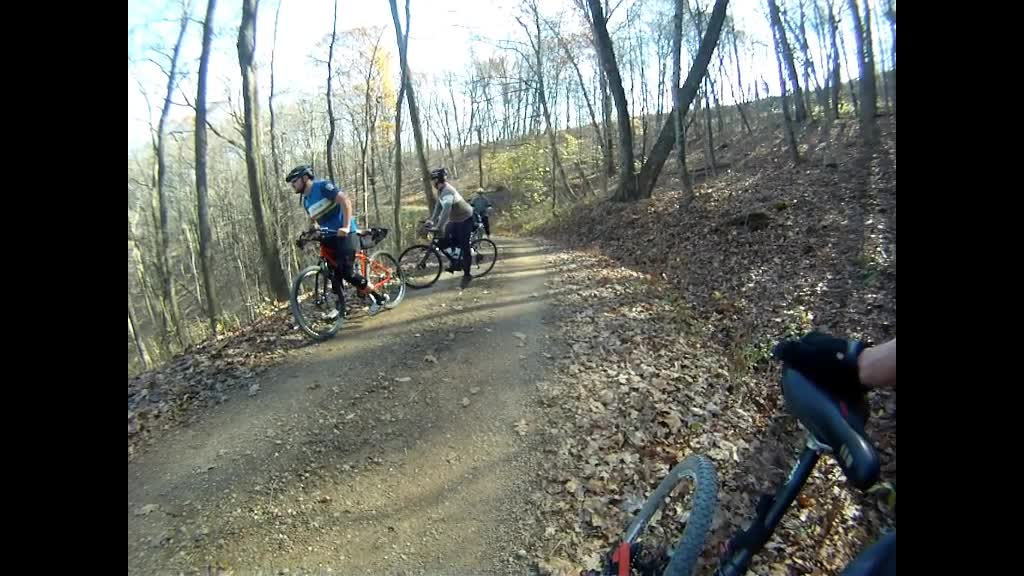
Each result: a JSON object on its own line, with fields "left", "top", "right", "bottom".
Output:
{"left": 179, "top": 87, "right": 245, "bottom": 150}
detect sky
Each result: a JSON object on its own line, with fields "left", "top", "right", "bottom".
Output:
{"left": 127, "top": 0, "right": 888, "bottom": 152}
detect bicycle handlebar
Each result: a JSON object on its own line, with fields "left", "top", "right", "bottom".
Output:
{"left": 781, "top": 369, "right": 880, "bottom": 489}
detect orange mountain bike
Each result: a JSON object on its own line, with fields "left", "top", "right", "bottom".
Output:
{"left": 289, "top": 227, "right": 405, "bottom": 340}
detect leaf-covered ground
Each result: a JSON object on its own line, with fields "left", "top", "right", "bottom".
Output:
{"left": 531, "top": 118, "right": 896, "bottom": 574}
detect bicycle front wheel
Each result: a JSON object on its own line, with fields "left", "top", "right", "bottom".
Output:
{"left": 368, "top": 251, "right": 406, "bottom": 308}
{"left": 398, "top": 244, "right": 443, "bottom": 289}
{"left": 289, "top": 265, "right": 343, "bottom": 341}
{"left": 623, "top": 454, "right": 718, "bottom": 576}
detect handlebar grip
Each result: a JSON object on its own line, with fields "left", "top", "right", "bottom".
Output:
{"left": 781, "top": 369, "right": 880, "bottom": 489}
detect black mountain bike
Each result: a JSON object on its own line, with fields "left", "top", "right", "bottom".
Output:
{"left": 592, "top": 368, "right": 889, "bottom": 576}
{"left": 397, "top": 222, "right": 497, "bottom": 289}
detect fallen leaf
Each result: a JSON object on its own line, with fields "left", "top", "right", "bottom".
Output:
{"left": 461, "top": 397, "right": 471, "bottom": 407}
{"left": 134, "top": 504, "right": 160, "bottom": 516}
{"left": 538, "top": 557, "right": 578, "bottom": 576}
{"left": 514, "top": 419, "right": 529, "bottom": 436}
{"left": 564, "top": 478, "right": 580, "bottom": 494}
{"left": 660, "top": 412, "right": 684, "bottom": 433}
{"left": 424, "top": 355, "right": 437, "bottom": 364}
{"left": 394, "top": 377, "right": 412, "bottom": 383}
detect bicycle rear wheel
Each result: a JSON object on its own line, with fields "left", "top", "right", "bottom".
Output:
{"left": 468, "top": 238, "right": 497, "bottom": 278}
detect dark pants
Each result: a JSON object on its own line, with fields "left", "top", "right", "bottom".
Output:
{"left": 477, "top": 213, "right": 490, "bottom": 236}
{"left": 328, "top": 234, "right": 367, "bottom": 308}
{"left": 442, "top": 218, "right": 473, "bottom": 277}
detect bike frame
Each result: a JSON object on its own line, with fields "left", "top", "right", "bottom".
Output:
{"left": 319, "top": 243, "right": 396, "bottom": 293}
{"left": 603, "top": 435, "right": 828, "bottom": 576}
{"left": 712, "top": 437, "right": 824, "bottom": 576}
{"left": 422, "top": 231, "right": 465, "bottom": 267}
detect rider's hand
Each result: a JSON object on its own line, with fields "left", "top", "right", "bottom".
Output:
{"left": 337, "top": 227, "right": 350, "bottom": 236}
{"left": 773, "top": 332, "right": 869, "bottom": 398}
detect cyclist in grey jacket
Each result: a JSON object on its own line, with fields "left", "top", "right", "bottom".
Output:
{"left": 425, "top": 167, "right": 475, "bottom": 289}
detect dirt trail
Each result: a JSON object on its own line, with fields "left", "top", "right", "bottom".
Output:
{"left": 128, "top": 237, "right": 559, "bottom": 575}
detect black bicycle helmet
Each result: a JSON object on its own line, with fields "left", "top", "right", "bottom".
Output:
{"left": 286, "top": 164, "right": 314, "bottom": 183}
{"left": 430, "top": 167, "right": 448, "bottom": 182}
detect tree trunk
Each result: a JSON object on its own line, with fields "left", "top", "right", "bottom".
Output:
{"left": 270, "top": 0, "right": 284, "bottom": 184}
{"left": 392, "top": 13, "right": 410, "bottom": 251}
{"left": 587, "top": 0, "right": 636, "bottom": 202}
{"left": 767, "top": 0, "right": 807, "bottom": 123}
{"left": 156, "top": 9, "right": 190, "bottom": 348}
{"left": 129, "top": 303, "right": 152, "bottom": 370}
{"left": 671, "top": 0, "right": 692, "bottom": 196}
{"left": 599, "top": 66, "right": 614, "bottom": 178}
{"left": 389, "top": 0, "right": 435, "bottom": 211}
{"left": 362, "top": 32, "right": 384, "bottom": 227}
{"left": 848, "top": 0, "right": 878, "bottom": 144}
{"left": 769, "top": 0, "right": 800, "bottom": 164}
{"left": 269, "top": 0, "right": 293, "bottom": 283}
{"left": 886, "top": 0, "right": 895, "bottom": 109}
{"left": 553, "top": 28, "right": 603, "bottom": 164}
{"left": 326, "top": 0, "right": 338, "bottom": 181}
{"left": 838, "top": 22, "right": 858, "bottom": 114}
{"left": 238, "top": 0, "right": 290, "bottom": 301}
{"left": 723, "top": 42, "right": 753, "bottom": 134}
{"left": 635, "top": 0, "right": 730, "bottom": 199}
{"left": 827, "top": 0, "right": 841, "bottom": 119}
{"left": 520, "top": 4, "right": 572, "bottom": 204}
{"left": 438, "top": 100, "right": 457, "bottom": 178}
{"left": 370, "top": 109, "right": 383, "bottom": 225}
{"left": 793, "top": 2, "right": 825, "bottom": 118}
{"left": 477, "top": 126, "right": 484, "bottom": 189}
{"left": 195, "top": 0, "right": 220, "bottom": 336}
{"left": 730, "top": 17, "right": 745, "bottom": 102}
{"left": 703, "top": 81, "right": 717, "bottom": 175}
{"left": 184, "top": 222, "right": 204, "bottom": 317}
{"left": 872, "top": 0, "right": 889, "bottom": 113}
{"left": 448, "top": 83, "right": 465, "bottom": 164}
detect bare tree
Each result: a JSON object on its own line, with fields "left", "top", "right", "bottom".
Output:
{"left": 672, "top": 0, "right": 692, "bottom": 194}
{"left": 392, "top": 13, "right": 410, "bottom": 250}
{"left": 238, "top": 0, "right": 290, "bottom": 301}
{"left": 767, "top": 0, "right": 807, "bottom": 123}
{"left": 155, "top": 5, "right": 190, "bottom": 347}
{"left": 477, "top": 126, "right": 484, "bottom": 190}
{"left": 519, "top": 1, "right": 572, "bottom": 204}
{"left": 635, "top": 0, "right": 729, "bottom": 199}
{"left": 586, "top": 0, "right": 636, "bottom": 201}
{"left": 269, "top": 0, "right": 297, "bottom": 280}
{"left": 768, "top": 0, "right": 800, "bottom": 163}
{"left": 848, "top": 0, "right": 878, "bottom": 144}
{"left": 326, "top": 0, "right": 339, "bottom": 181}
{"left": 551, "top": 26, "right": 604, "bottom": 178}
{"left": 129, "top": 303, "right": 152, "bottom": 370}
{"left": 389, "top": 0, "right": 435, "bottom": 211}
{"left": 195, "top": 0, "right": 220, "bottom": 335}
